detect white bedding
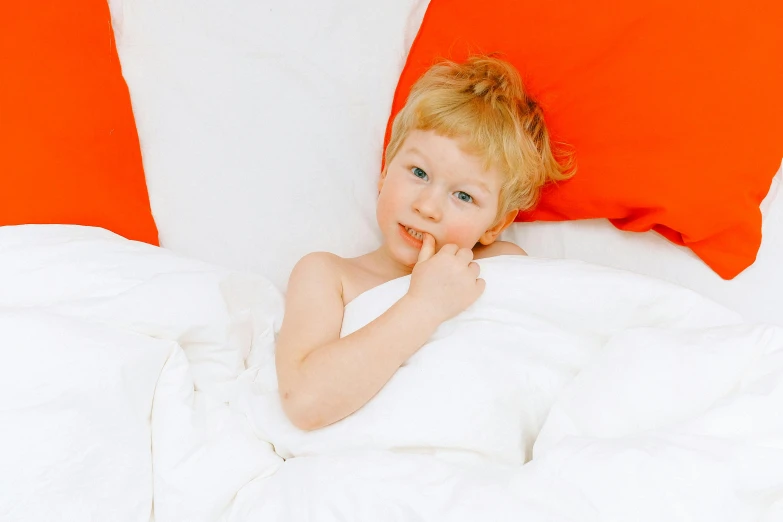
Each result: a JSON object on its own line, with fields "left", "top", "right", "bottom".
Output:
{"left": 3, "top": 225, "right": 783, "bottom": 521}
{"left": 243, "top": 257, "right": 739, "bottom": 463}
{"left": 0, "top": 225, "right": 283, "bottom": 522}
{"left": 0, "top": 310, "right": 172, "bottom": 521}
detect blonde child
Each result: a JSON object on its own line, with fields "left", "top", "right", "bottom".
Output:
{"left": 276, "top": 56, "right": 572, "bottom": 431}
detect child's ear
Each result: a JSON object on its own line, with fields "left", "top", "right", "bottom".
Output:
{"left": 478, "top": 209, "right": 519, "bottom": 245}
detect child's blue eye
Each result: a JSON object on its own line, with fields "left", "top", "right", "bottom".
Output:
{"left": 455, "top": 191, "right": 473, "bottom": 203}
{"left": 411, "top": 167, "right": 428, "bottom": 180}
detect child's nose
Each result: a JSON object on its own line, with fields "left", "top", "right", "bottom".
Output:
{"left": 412, "top": 188, "right": 442, "bottom": 221}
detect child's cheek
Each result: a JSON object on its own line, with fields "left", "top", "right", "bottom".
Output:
{"left": 441, "top": 222, "right": 481, "bottom": 249}
{"left": 375, "top": 190, "right": 394, "bottom": 226}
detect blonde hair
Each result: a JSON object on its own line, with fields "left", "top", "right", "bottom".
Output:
{"left": 385, "top": 55, "right": 574, "bottom": 221}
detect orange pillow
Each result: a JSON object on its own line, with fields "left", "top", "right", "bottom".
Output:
{"left": 0, "top": 1, "right": 158, "bottom": 245}
{"left": 387, "top": 1, "right": 783, "bottom": 279}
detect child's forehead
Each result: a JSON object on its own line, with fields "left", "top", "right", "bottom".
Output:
{"left": 403, "top": 130, "right": 476, "bottom": 159}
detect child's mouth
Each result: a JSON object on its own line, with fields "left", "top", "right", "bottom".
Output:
{"left": 398, "top": 224, "right": 424, "bottom": 247}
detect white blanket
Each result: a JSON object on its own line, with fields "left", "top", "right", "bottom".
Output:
{"left": 0, "top": 225, "right": 283, "bottom": 522}
{"left": 233, "top": 256, "right": 783, "bottom": 521}
{"left": 3, "top": 227, "right": 783, "bottom": 521}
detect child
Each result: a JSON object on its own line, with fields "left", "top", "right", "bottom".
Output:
{"left": 275, "top": 56, "right": 572, "bottom": 431}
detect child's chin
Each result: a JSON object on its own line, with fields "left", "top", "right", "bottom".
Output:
{"left": 392, "top": 249, "right": 418, "bottom": 268}
{"left": 395, "top": 255, "right": 416, "bottom": 268}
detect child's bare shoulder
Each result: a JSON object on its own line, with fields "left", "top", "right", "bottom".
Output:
{"left": 290, "top": 252, "right": 362, "bottom": 305}
{"left": 294, "top": 251, "right": 344, "bottom": 271}
{"left": 473, "top": 240, "right": 527, "bottom": 259}
{"left": 290, "top": 251, "right": 345, "bottom": 289}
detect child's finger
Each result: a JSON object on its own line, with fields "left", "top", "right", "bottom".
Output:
{"left": 417, "top": 233, "right": 436, "bottom": 264}
{"left": 468, "top": 261, "right": 480, "bottom": 278}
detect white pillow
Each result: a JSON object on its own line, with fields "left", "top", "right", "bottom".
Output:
{"left": 111, "top": 0, "right": 428, "bottom": 291}
{"left": 503, "top": 163, "right": 783, "bottom": 327}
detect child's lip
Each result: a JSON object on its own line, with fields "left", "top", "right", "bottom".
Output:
{"left": 398, "top": 223, "right": 426, "bottom": 247}
{"left": 400, "top": 223, "right": 427, "bottom": 236}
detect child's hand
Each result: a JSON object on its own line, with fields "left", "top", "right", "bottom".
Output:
{"left": 407, "top": 233, "right": 485, "bottom": 323}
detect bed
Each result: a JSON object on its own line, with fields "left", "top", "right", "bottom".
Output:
{"left": 2, "top": 1, "right": 783, "bottom": 521}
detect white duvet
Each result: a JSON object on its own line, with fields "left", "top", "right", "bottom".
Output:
{"left": 2, "top": 225, "right": 783, "bottom": 522}
{"left": 0, "top": 225, "right": 284, "bottom": 522}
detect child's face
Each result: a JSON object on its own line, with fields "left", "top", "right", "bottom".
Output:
{"left": 377, "top": 129, "right": 506, "bottom": 267}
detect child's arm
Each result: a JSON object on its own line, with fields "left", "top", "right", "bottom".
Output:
{"left": 276, "top": 235, "right": 482, "bottom": 431}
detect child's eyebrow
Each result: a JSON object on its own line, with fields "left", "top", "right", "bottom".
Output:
{"left": 460, "top": 177, "right": 491, "bottom": 196}
{"left": 404, "top": 146, "right": 428, "bottom": 161}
